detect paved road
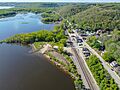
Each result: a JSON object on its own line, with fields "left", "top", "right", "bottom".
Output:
{"left": 74, "top": 30, "right": 120, "bottom": 88}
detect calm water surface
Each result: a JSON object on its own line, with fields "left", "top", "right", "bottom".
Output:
{"left": 0, "top": 13, "right": 55, "bottom": 40}
{"left": 0, "top": 44, "right": 75, "bottom": 90}
{"left": 0, "top": 13, "right": 75, "bottom": 90}
{"left": 0, "top": 6, "right": 14, "bottom": 9}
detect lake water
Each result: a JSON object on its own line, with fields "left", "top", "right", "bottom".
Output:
{"left": 0, "top": 6, "right": 14, "bottom": 9}
{"left": 0, "top": 13, "right": 75, "bottom": 90}
{"left": 0, "top": 13, "right": 55, "bottom": 40}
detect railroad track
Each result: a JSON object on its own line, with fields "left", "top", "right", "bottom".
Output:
{"left": 71, "top": 47, "right": 96, "bottom": 90}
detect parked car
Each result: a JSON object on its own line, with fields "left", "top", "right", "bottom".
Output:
{"left": 82, "top": 47, "right": 89, "bottom": 52}
{"left": 77, "top": 38, "right": 83, "bottom": 43}
{"left": 82, "top": 47, "right": 91, "bottom": 57}
{"left": 78, "top": 43, "right": 83, "bottom": 47}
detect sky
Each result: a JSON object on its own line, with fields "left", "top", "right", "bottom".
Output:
{"left": 0, "top": 0, "right": 120, "bottom": 2}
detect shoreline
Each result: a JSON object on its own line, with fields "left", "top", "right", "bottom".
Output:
{"left": 30, "top": 44, "right": 77, "bottom": 87}
{"left": 30, "top": 43, "right": 84, "bottom": 89}
{"left": 30, "top": 43, "right": 74, "bottom": 77}
{"left": 0, "top": 9, "right": 83, "bottom": 89}
{"left": 0, "top": 12, "right": 57, "bottom": 25}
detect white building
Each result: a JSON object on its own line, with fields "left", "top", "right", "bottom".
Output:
{"left": 53, "top": 46, "right": 59, "bottom": 50}
{"left": 110, "top": 61, "right": 118, "bottom": 67}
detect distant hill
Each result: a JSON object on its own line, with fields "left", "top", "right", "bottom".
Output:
{"left": 72, "top": 5, "right": 120, "bottom": 31}
{"left": 57, "top": 3, "right": 93, "bottom": 18}
{"left": 0, "top": 2, "right": 69, "bottom": 8}
{"left": 56, "top": 3, "right": 120, "bottom": 31}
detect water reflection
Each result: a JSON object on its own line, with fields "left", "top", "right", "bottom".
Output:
{"left": 0, "top": 44, "right": 75, "bottom": 90}
{"left": 0, "top": 13, "right": 55, "bottom": 40}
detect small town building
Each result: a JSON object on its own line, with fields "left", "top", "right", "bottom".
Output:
{"left": 53, "top": 46, "right": 59, "bottom": 50}
{"left": 96, "top": 30, "right": 102, "bottom": 35}
{"left": 82, "top": 47, "right": 91, "bottom": 57}
{"left": 70, "top": 33, "right": 76, "bottom": 37}
{"left": 110, "top": 61, "right": 118, "bottom": 67}
{"left": 66, "top": 40, "right": 73, "bottom": 46}
{"left": 77, "top": 38, "right": 83, "bottom": 43}
{"left": 82, "top": 47, "right": 89, "bottom": 52}
{"left": 84, "top": 52, "right": 90, "bottom": 57}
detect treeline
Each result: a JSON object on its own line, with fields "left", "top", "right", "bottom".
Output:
{"left": 72, "top": 6, "right": 120, "bottom": 31}
{"left": 47, "top": 50, "right": 84, "bottom": 89}
{"left": 57, "top": 5, "right": 81, "bottom": 18}
{"left": 57, "top": 3, "right": 120, "bottom": 31}
{"left": 10, "top": 8, "right": 53, "bottom": 14}
{"left": 41, "top": 11, "right": 61, "bottom": 23}
{"left": 57, "top": 4, "right": 93, "bottom": 18}
{"left": 87, "top": 55, "right": 118, "bottom": 90}
{"left": 101, "top": 30, "right": 120, "bottom": 64}
{"left": 13, "top": 2, "right": 66, "bottom": 8}
{"left": 0, "top": 2, "right": 66, "bottom": 8}
{"left": 1, "top": 24, "right": 67, "bottom": 46}
{"left": 87, "top": 36, "right": 101, "bottom": 49}
{"left": 0, "top": 9, "right": 16, "bottom": 18}
{"left": 0, "top": 8, "right": 54, "bottom": 19}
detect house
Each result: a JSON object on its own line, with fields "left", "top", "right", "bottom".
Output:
{"left": 84, "top": 52, "right": 90, "bottom": 57}
{"left": 99, "top": 46, "right": 105, "bottom": 51}
{"left": 66, "top": 40, "right": 73, "bottom": 46}
{"left": 110, "top": 61, "right": 118, "bottom": 67}
{"left": 77, "top": 38, "right": 83, "bottom": 43}
{"left": 70, "top": 33, "right": 76, "bottom": 37}
{"left": 82, "top": 47, "right": 89, "bottom": 52}
{"left": 80, "top": 34, "right": 88, "bottom": 37}
{"left": 96, "top": 30, "right": 102, "bottom": 35}
{"left": 53, "top": 46, "right": 59, "bottom": 50}
{"left": 82, "top": 47, "right": 91, "bottom": 57}
{"left": 80, "top": 34, "right": 88, "bottom": 40}
{"left": 78, "top": 43, "right": 83, "bottom": 48}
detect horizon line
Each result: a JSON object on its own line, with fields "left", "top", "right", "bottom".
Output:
{"left": 0, "top": 1, "right": 120, "bottom": 3}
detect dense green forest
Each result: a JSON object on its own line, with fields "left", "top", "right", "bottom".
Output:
{"left": 0, "top": 8, "right": 54, "bottom": 19}
{"left": 73, "top": 6, "right": 120, "bottom": 31}
{"left": 0, "top": 9, "right": 16, "bottom": 18}
{"left": 87, "top": 55, "right": 118, "bottom": 90}
{"left": 101, "top": 30, "right": 120, "bottom": 64}
{"left": 0, "top": 8, "right": 53, "bottom": 14}
{"left": 41, "top": 11, "right": 61, "bottom": 23}
{"left": 57, "top": 3, "right": 120, "bottom": 31}
{"left": 56, "top": 3, "right": 94, "bottom": 18}
{"left": 1, "top": 22, "right": 67, "bottom": 47}
{"left": 0, "top": 2, "right": 67, "bottom": 8}
{"left": 57, "top": 5, "right": 82, "bottom": 18}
